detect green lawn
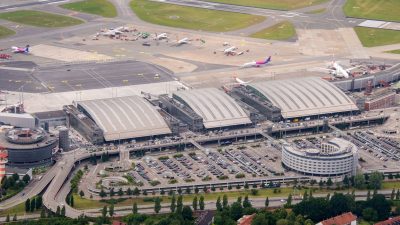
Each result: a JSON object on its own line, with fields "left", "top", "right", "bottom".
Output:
{"left": 306, "top": 8, "right": 326, "bottom": 14}
{"left": 354, "top": 27, "right": 400, "bottom": 47}
{"left": 203, "top": 0, "right": 328, "bottom": 10}
{"left": 61, "top": 0, "right": 117, "bottom": 18}
{"left": 250, "top": 21, "right": 296, "bottom": 40}
{"left": 0, "top": 10, "right": 84, "bottom": 27}
{"left": 343, "top": 0, "right": 400, "bottom": 22}
{"left": 386, "top": 49, "right": 400, "bottom": 54}
{"left": 0, "top": 203, "right": 41, "bottom": 217}
{"left": 73, "top": 187, "right": 330, "bottom": 210}
{"left": 0, "top": 25, "right": 15, "bottom": 39}
{"left": 382, "top": 181, "right": 400, "bottom": 189}
{"left": 130, "top": 0, "right": 265, "bottom": 32}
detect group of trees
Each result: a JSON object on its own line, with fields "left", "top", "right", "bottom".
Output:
{"left": 293, "top": 192, "right": 392, "bottom": 223}
{"left": 25, "top": 195, "right": 43, "bottom": 212}
{"left": 0, "top": 173, "right": 30, "bottom": 200}
{"left": 70, "top": 169, "right": 84, "bottom": 194}
{"left": 213, "top": 195, "right": 257, "bottom": 225}
{"left": 99, "top": 187, "right": 141, "bottom": 198}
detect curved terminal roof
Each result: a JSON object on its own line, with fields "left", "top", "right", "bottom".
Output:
{"left": 173, "top": 88, "right": 251, "bottom": 128}
{"left": 78, "top": 96, "right": 171, "bottom": 141}
{"left": 248, "top": 77, "right": 358, "bottom": 118}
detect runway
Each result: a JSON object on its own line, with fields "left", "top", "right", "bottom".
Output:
{"left": 0, "top": 60, "right": 174, "bottom": 93}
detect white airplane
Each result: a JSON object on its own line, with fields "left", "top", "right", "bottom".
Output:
{"left": 101, "top": 26, "right": 128, "bottom": 36}
{"left": 321, "top": 61, "right": 359, "bottom": 78}
{"left": 11, "top": 45, "right": 29, "bottom": 54}
{"left": 233, "top": 76, "right": 252, "bottom": 86}
{"left": 241, "top": 56, "right": 271, "bottom": 68}
{"left": 154, "top": 33, "right": 168, "bottom": 40}
{"left": 223, "top": 46, "right": 237, "bottom": 55}
{"left": 172, "top": 37, "right": 190, "bottom": 46}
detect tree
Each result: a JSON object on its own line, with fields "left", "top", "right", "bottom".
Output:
{"left": 132, "top": 202, "right": 138, "bottom": 214}
{"left": 326, "top": 178, "right": 333, "bottom": 188}
{"left": 230, "top": 202, "right": 243, "bottom": 221}
{"left": 12, "top": 214, "right": 17, "bottom": 221}
{"left": 6, "top": 214, "right": 10, "bottom": 222}
{"left": 109, "top": 204, "right": 114, "bottom": 217}
{"left": 154, "top": 197, "right": 161, "bottom": 213}
{"left": 343, "top": 175, "right": 350, "bottom": 188}
{"left": 170, "top": 194, "right": 176, "bottom": 213}
{"left": 35, "top": 196, "right": 42, "bottom": 209}
{"left": 182, "top": 206, "right": 193, "bottom": 221}
{"left": 276, "top": 219, "right": 290, "bottom": 225}
{"left": 362, "top": 207, "right": 378, "bottom": 222}
{"left": 126, "top": 187, "right": 132, "bottom": 196}
{"left": 252, "top": 213, "right": 268, "bottom": 225}
{"left": 133, "top": 187, "right": 140, "bottom": 196}
{"left": 265, "top": 197, "right": 269, "bottom": 208}
{"left": 329, "top": 193, "right": 353, "bottom": 217}
{"left": 12, "top": 173, "right": 19, "bottom": 181}
{"left": 25, "top": 198, "right": 31, "bottom": 212}
{"left": 222, "top": 194, "right": 228, "bottom": 209}
{"left": 369, "top": 171, "right": 384, "bottom": 190}
{"left": 40, "top": 208, "right": 46, "bottom": 218}
{"left": 79, "top": 190, "right": 84, "bottom": 198}
{"left": 195, "top": 187, "right": 199, "bottom": 194}
{"left": 102, "top": 206, "right": 107, "bottom": 218}
{"left": 243, "top": 195, "right": 252, "bottom": 208}
{"left": 396, "top": 189, "right": 400, "bottom": 200}
{"left": 391, "top": 189, "right": 396, "bottom": 200}
{"left": 319, "top": 180, "right": 324, "bottom": 188}
{"left": 61, "top": 206, "right": 65, "bottom": 217}
{"left": 22, "top": 174, "right": 30, "bottom": 184}
{"left": 244, "top": 182, "right": 249, "bottom": 189}
{"left": 30, "top": 198, "right": 36, "bottom": 212}
{"left": 237, "top": 196, "right": 242, "bottom": 204}
{"left": 99, "top": 188, "right": 106, "bottom": 198}
{"left": 216, "top": 196, "right": 222, "bottom": 211}
{"left": 176, "top": 195, "right": 183, "bottom": 213}
{"left": 285, "top": 194, "right": 292, "bottom": 207}
{"left": 192, "top": 196, "right": 198, "bottom": 210}
{"left": 303, "top": 190, "right": 308, "bottom": 201}
{"left": 56, "top": 206, "right": 60, "bottom": 216}
{"left": 186, "top": 186, "right": 191, "bottom": 194}
{"left": 367, "top": 194, "right": 391, "bottom": 221}
{"left": 70, "top": 195, "right": 74, "bottom": 207}
{"left": 367, "top": 190, "right": 371, "bottom": 200}
{"left": 109, "top": 188, "right": 115, "bottom": 197}
{"left": 293, "top": 197, "right": 330, "bottom": 222}
{"left": 118, "top": 188, "right": 123, "bottom": 196}
{"left": 199, "top": 196, "right": 205, "bottom": 210}
{"left": 354, "top": 174, "right": 366, "bottom": 189}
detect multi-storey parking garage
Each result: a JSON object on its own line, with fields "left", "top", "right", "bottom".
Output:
{"left": 246, "top": 77, "right": 359, "bottom": 120}
{"left": 282, "top": 138, "right": 359, "bottom": 176}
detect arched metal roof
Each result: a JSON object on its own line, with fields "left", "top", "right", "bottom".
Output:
{"left": 173, "top": 88, "right": 251, "bottom": 128}
{"left": 249, "top": 77, "right": 358, "bottom": 118}
{"left": 78, "top": 96, "right": 171, "bottom": 141}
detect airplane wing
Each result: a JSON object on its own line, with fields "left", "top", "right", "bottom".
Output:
{"left": 346, "top": 66, "right": 360, "bottom": 71}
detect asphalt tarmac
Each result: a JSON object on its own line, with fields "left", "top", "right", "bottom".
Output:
{"left": 0, "top": 60, "right": 174, "bottom": 93}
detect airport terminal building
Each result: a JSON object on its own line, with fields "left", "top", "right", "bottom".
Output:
{"left": 282, "top": 138, "right": 359, "bottom": 177}
{"left": 231, "top": 77, "right": 359, "bottom": 121}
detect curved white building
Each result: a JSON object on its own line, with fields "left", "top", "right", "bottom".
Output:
{"left": 282, "top": 138, "right": 358, "bottom": 176}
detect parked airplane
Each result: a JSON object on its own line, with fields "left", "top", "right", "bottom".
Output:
{"left": 101, "top": 26, "right": 128, "bottom": 36}
{"left": 154, "top": 33, "right": 168, "bottom": 40}
{"left": 11, "top": 45, "right": 29, "bottom": 53}
{"left": 320, "top": 61, "right": 359, "bottom": 78}
{"left": 233, "top": 76, "right": 252, "bottom": 86}
{"left": 0, "top": 54, "right": 11, "bottom": 59}
{"left": 172, "top": 37, "right": 190, "bottom": 46}
{"left": 241, "top": 56, "right": 271, "bottom": 68}
{"left": 223, "top": 46, "right": 237, "bottom": 55}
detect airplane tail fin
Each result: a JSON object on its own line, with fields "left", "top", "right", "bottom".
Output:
{"left": 25, "top": 45, "right": 30, "bottom": 53}
{"left": 265, "top": 56, "right": 271, "bottom": 63}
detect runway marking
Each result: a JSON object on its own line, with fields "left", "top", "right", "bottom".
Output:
{"left": 0, "top": 66, "right": 34, "bottom": 72}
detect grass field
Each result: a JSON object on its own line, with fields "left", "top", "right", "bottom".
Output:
{"left": 0, "top": 203, "right": 42, "bottom": 217}
{"left": 130, "top": 0, "right": 265, "bottom": 32}
{"left": 343, "top": 0, "right": 400, "bottom": 22}
{"left": 250, "top": 21, "right": 296, "bottom": 40}
{"left": 382, "top": 181, "right": 400, "bottom": 189}
{"left": 386, "top": 49, "right": 400, "bottom": 54}
{"left": 0, "top": 25, "right": 15, "bottom": 39}
{"left": 203, "top": 0, "right": 328, "bottom": 10}
{"left": 73, "top": 187, "right": 331, "bottom": 210}
{"left": 61, "top": 0, "right": 117, "bottom": 18}
{"left": 0, "top": 10, "right": 83, "bottom": 27}
{"left": 354, "top": 27, "right": 400, "bottom": 47}
{"left": 306, "top": 8, "right": 326, "bottom": 14}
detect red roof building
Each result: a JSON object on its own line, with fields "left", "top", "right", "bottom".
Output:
{"left": 374, "top": 216, "right": 400, "bottom": 225}
{"left": 316, "top": 212, "right": 357, "bottom": 225}
{"left": 237, "top": 214, "right": 256, "bottom": 225}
